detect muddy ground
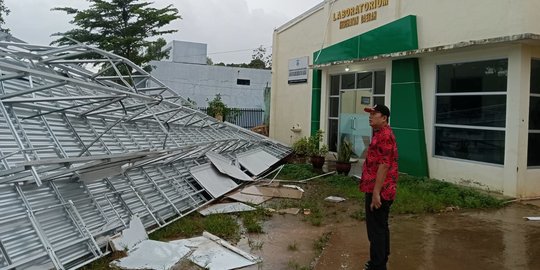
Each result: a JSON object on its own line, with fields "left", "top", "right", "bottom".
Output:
{"left": 237, "top": 200, "right": 540, "bottom": 270}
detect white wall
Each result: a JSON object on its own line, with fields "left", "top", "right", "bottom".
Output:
{"left": 270, "top": 4, "right": 328, "bottom": 144}
{"left": 164, "top": 40, "right": 207, "bottom": 64}
{"left": 521, "top": 45, "right": 540, "bottom": 198}
{"left": 398, "top": 0, "right": 540, "bottom": 49}
{"left": 150, "top": 61, "right": 270, "bottom": 109}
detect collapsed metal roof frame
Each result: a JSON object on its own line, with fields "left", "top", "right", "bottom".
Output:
{"left": 0, "top": 33, "right": 290, "bottom": 269}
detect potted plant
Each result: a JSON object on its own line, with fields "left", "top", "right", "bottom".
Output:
{"left": 307, "top": 130, "right": 328, "bottom": 169}
{"left": 291, "top": 136, "right": 309, "bottom": 163}
{"left": 335, "top": 138, "right": 353, "bottom": 175}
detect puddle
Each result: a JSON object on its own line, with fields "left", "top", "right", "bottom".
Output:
{"left": 238, "top": 214, "right": 329, "bottom": 269}
{"left": 235, "top": 202, "right": 540, "bottom": 270}
{"left": 390, "top": 203, "right": 540, "bottom": 270}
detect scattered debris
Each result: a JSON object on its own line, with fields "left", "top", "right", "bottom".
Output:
{"left": 267, "top": 207, "right": 301, "bottom": 215}
{"left": 190, "top": 163, "right": 239, "bottom": 198}
{"left": 237, "top": 148, "right": 280, "bottom": 175}
{"left": 111, "top": 240, "right": 191, "bottom": 270}
{"left": 206, "top": 151, "right": 253, "bottom": 181}
{"left": 324, "top": 196, "right": 346, "bottom": 203}
{"left": 226, "top": 189, "right": 272, "bottom": 205}
{"left": 241, "top": 184, "right": 303, "bottom": 199}
{"left": 110, "top": 231, "right": 260, "bottom": 270}
{"left": 110, "top": 216, "right": 148, "bottom": 252}
{"left": 198, "top": 202, "right": 256, "bottom": 216}
{"left": 443, "top": 206, "right": 461, "bottom": 212}
{"left": 282, "top": 184, "right": 305, "bottom": 193}
{"left": 277, "top": 208, "right": 301, "bottom": 215}
{"left": 303, "top": 209, "right": 311, "bottom": 215}
{"left": 171, "top": 232, "right": 261, "bottom": 270}
{"left": 524, "top": 217, "right": 540, "bottom": 221}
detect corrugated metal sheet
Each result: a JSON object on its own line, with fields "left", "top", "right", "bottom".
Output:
{"left": 0, "top": 34, "right": 290, "bottom": 269}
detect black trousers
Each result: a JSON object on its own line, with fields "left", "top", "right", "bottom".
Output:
{"left": 364, "top": 193, "right": 393, "bottom": 270}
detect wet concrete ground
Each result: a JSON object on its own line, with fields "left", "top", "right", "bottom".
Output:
{"left": 238, "top": 202, "right": 540, "bottom": 270}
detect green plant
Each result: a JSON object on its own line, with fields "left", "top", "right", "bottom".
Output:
{"left": 248, "top": 239, "right": 264, "bottom": 250}
{"left": 287, "top": 241, "right": 298, "bottom": 251}
{"left": 336, "top": 138, "right": 353, "bottom": 162}
{"left": 291, "top": 137, "right": 310, "bottom": 156}
{"left": 207, "top": 93, "right": 238, "bottom": 121}
{"left": 307, "top": 130, "right": 329, "bottom": 157}
{"left": 313, "top": 232, "right": 332, "bottom": 253}
{"left": 240, "top": 208, "right": 269, "bottom": 234}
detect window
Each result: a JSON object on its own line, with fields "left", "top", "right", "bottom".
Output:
{"left": 373, "top": 71, "right": 386, "bottom": 105}
{"left": 434, "top": 59, "right": 508, "bottom": 164}
{"left": 529, "top": 59, "right": 540, "bottom": 167}
{"left": 237, "top": 79, "right": 250, "bottom": 85}
{"left": 328, "top": 76, "right": 341, "bottom": 152}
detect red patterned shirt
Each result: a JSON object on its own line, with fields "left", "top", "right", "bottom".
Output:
{"left": 360, "top": 125, "right": 398, "bottom": 200}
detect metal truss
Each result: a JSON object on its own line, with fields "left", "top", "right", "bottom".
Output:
{"left": 0, "top": 34, "right": 290, "bottom": 269}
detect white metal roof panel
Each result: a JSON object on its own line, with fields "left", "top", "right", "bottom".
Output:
{"left": 190, "top": 163, "right": 239, "bottom": 198}
{"left": 206, "top": 151, "right": 252, "bottom": 181}
{"left": 237, "top": 148, "right": 280, "bottom": 175}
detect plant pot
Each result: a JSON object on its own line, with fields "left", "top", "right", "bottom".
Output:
{"left": 335, "top": 161, "right": 352, "bottom": 175}
{"left": 289, "top": 154, "right": 307, "bottom": 164}
{"left": 310, "top": 156, "right": 325, "bottom": 169}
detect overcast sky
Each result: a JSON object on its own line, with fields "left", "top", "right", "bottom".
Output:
{"left": 4, "top": 0, "right": 322, "bottom": 64}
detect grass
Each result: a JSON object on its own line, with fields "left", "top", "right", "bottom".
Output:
{"left": 313, "top": 231, "right": 332, "bottom": 254}
{"left": 274, "top": 164, "right": 505, "bottom": 217}
{"left": 149, "top": 213, "right": 240, "bottom": 242}
{"left": 287, "top": 260, "right": 311, "bottom": 270}
{"left": 248, "top": 239, "right": 264, "bottom": 250}
{"left": 288, "top": 241, "right": 298, "bottom": 251}
{"left": 240, "top": 207, "right": 270, "bottom": 233}
{"left": 80, "top": 251, "right": 126, "bottom": 270}
{"left": 393, "top": 174, "right": 505, "bottom": 214}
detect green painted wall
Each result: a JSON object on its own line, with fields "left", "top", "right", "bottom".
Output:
{"left": 308, "top": 16, "right": 428, "bottom": 176}
{"left": 311, "top": 70, "right": 322, "bottom": 136}
{"left": 391, "top": 58, "right": 429, "bottom": 177}
{"left": 313, "top": 15, "right": 418, "bottom": 65}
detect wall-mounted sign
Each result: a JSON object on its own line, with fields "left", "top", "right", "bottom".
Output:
{"left": 288, "top": 56, "right": 309, "bottom": 84}
{"left": 333, "top": 0, "right": 389, "bottom": 29}
{"left": 361, "top": 96, "right": 371, "bottom": 105}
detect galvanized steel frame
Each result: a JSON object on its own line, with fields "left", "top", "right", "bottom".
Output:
{"left": 0, "top": 36, "right": 290, "bottom": 269}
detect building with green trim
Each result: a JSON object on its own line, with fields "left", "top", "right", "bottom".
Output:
{"left": 270, "top": 0, "right": 540, "bottom": 198}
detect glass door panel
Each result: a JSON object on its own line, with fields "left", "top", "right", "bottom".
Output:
{"left": 339, "top": 90, "right": 372, "bottom": 158}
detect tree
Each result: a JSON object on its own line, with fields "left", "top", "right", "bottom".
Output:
{"left": 251, "top": 45, "right": 271, "bottom": 69}
{"left": 52, "top": 0, "right": 181, "bottom": 70}
{"left": 209, "top": 45, "right": 272, "bottom": 69}
{"left": 0, "top": 0, "right": 10, "bottom": 33}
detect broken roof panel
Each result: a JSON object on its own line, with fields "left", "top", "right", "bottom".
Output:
{"left": 0, "top": 34, "right": 290, "bottom": 269}
{"left": 237, "top": 148, "right": 281, "bottom": 175}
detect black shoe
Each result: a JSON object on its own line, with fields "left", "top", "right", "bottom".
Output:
{"left": 363, "top": 261, "right": 371, "bottom": 270}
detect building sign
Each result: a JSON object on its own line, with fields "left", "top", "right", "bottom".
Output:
{"left": 288, "top": 56, "right": 309, "bottom": 84}
{"left": 333, "top": 0, "right": 389, "bottom": 29}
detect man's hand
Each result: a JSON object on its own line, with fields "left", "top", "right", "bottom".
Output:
{"left": 370, "top": 192, "right": 382, "bottom": 211}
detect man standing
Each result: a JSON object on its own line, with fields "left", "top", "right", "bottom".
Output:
{"left": 360, "top": 104, "right": 398, "bottom": 270}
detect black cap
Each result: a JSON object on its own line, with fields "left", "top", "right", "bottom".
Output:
{"left": 364, "top": 104, "right": 390, "bottom": 117}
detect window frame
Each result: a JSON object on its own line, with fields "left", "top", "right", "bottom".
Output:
{"left": 327, "top": 70, "right": 385, "bottom": 152}
{"left": 528, "top": 58, "right": 540, "bottom": 168}
{"left": 433, "top": 58, "right": 508, "bottom": 166}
